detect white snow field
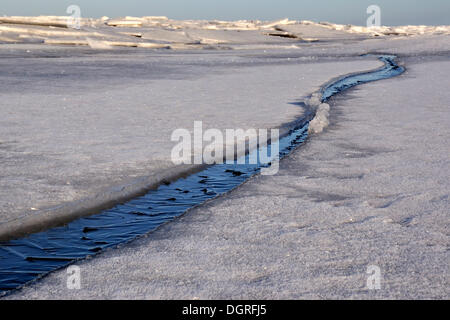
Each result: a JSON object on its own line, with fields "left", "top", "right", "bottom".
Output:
{"left": 6, "top": 57, "right": 449, "bottom": 300}
{"left": 0, "top": 16, "right": 449, "bottom": 299}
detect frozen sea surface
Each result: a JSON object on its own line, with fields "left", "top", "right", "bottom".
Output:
{"left": 5, "top": 56, "right": 449, "bottom": 299}
{"left": 0, "top": 47, "right": 382, "bottom": 236}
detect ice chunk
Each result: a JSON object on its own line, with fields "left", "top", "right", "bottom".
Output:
{"left": 308, "top": 103, "right": 330, "bottom": 134}
{"left": 86, "top": 37, "right": 113, "bottom": 49}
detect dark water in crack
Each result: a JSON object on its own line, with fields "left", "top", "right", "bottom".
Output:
{"left": 321, "top": 55, "right": 404, "bottom": 101}
{"left": 0, "top": 55, "right": 404, "bottom": 296}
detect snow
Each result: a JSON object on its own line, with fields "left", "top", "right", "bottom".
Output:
{"left": 0, "top": 45, "right": 382, "bottom": 237}
{"left": 1, "top": 16, "right": 449, "bottom": 49}
{"left": 6, "top": 57, "right": 448, "bottom": 300}
{"left": 0, "top": 15, "right": 449, "bottom": 299}
{"left": 308, "top": 103, "right": 330, "bottom": 134}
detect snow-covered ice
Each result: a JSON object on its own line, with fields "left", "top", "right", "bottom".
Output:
{"left": 0, "top": 16, "right": 449, "bottom": 299}
{"left": 0, "top": 45, "right": 382, "bottom": 238}
{"left": 6, "top": 56, "right": 448, "bottom": 300}
{"left": 1, "top": 16, "right": 449, "bottom": 49}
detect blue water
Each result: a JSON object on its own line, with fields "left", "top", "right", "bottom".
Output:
{"left": 0, "top": 55, "right": 404, "bottom": 296}
{"left": 321, "top": 55, "right": 404, "bottom": 101}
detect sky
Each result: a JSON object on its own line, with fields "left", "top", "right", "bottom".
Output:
{"left": 1, "top": 0, "right": 449, "bottom": 26}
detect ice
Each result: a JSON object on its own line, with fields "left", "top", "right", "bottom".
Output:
{"left": 0, "top": 45, "right": 382, "bottom": 238}
{"left": 307, "top": 92, "right": 322, "bottom": 107}
{"left": 2, "top": 16, "right": 448, "bottom": 49}
{"left": 308, "top": 103, "right": 330, "bottom": 134}
{"left": 327, "top": 22, "right": 450, "bottom": 36}
{"left": 85, "top": 37, "right": 113, "bottom": 49}
{"left": 0, "top": 15, "right": 449, "bottom": 298}
{"left": 6, "top": 57, "right": 448, "bottom": 300}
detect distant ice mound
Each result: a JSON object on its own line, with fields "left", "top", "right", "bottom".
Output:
{"left": 307, "top": 92, "right": 322, "bottom": 107}
{"left": 325, "top": 23, "right": 450, "bottom": 37}
{"left": 86, "top": 37, "right": 113, "bottom": 50}
{"left": 308, "top": 103, "right": 330, "bottom": 134}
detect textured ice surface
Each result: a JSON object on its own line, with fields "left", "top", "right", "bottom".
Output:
{"left": 1, "top": 16, "right": 449, "bottom": 298}
{"left": 308, "top": 103, "right": 330, "bottom": 134}
{"left": 0, "top": 47, "right": 382, "bottom": 227}
{"left": 6, "top": 58, "right": 448, "bottom": 300}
